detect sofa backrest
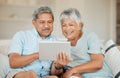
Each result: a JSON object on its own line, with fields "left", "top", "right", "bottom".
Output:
{"left": 0, "top": 39, "right": 120, "bottom": 55}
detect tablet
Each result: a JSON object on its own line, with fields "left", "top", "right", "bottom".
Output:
{"left": 39, "top": 41, "right": 71, "bottom": 60}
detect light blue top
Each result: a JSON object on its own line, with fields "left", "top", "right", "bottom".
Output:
{"left": 68, "top": 32, "right": 113, "bottom": 78}
{"left": 8, "top": 28, "right": 57, "bottom": 77}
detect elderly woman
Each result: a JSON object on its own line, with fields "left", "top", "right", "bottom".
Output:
{"left": 54, "top": 8, "right": 113, "bottom": 78}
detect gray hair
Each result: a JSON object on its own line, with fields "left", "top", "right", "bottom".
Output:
{"left": 33, "top": 6, "right": 54, "bottom": 21}
{"left": 60, "top": 8, "right": 81, "bottom": 24}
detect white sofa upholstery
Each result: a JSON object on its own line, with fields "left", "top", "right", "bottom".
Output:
{"left": 0, "top": 40, "right": 11, "bottom": 55}
{"left": 104, "top": 40, "right": 120, "bottom": 78}
{"left": 0, "top": 40, "right": 10, "bottom": 78}
{"left": 0, "top": 39, "right": 120, "bottom": 78}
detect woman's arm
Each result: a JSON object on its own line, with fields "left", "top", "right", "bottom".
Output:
{"left": 74, "top": 54, "right": 104, "bottom": 73}
{"left": 63, "top": 54, "right": 104, "bottom": 77}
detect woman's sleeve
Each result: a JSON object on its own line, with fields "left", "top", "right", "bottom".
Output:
{"left": 87, "top": 32, "right": 104, "bottom": 54}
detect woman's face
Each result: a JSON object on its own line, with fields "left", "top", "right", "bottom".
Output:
{"left": 61, "top": 18, "right": 82, "bottom": 40}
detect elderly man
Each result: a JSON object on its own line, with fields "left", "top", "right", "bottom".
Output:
{"left": 6, "top": 6, "right": 62, "bottom": 78}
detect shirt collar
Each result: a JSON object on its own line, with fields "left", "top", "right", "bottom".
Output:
{"left": 32, "top": 28, "right": 52, "bottom": 40}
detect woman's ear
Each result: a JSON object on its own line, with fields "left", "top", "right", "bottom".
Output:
{"left": 78, "top": 22, "right": 83, "bottom": 31}
{"left": 79, "top": 22, "right": 83, "bottom": 28}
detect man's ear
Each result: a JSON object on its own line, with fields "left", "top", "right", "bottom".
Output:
{"left": 32, "top": 20, "right": 36, "bottom": 27}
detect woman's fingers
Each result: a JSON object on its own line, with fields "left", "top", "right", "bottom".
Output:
{"left": 58, "top": 52, "right": 66, "bottom": 61}
{"left": 55, "top": 51, "right": 72, "bottom": 67}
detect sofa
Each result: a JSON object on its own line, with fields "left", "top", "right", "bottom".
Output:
{"left": 0, "top": 39, "right": 120, "bottom": 78}
{"left": 0, "top": 40, "right": 11, "bottom": 78}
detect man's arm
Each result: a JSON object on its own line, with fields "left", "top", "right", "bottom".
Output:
{"left": 9, "top": 52, "right": 39, "bottom": 68}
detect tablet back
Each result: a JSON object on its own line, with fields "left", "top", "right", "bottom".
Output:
{"left": 39, "top": 41, "right": 70, "bottom": 60}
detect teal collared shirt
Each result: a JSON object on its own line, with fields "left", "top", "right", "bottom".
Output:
{"left": 68, "top": 32, "right": 113, "bottom": 78}
{"left": 8, "top": 29, "right": 57, "bottom": 77}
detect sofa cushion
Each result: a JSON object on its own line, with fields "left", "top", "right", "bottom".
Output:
{"left": 104, "top": 40, "right": 120, "bottom": 78}
{"left": 0, "top": 54, "right": 9, "bottom": 78}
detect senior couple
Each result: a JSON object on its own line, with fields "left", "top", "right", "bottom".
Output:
{"left": 5, "top": 6, "right": 113, "bottom": 78}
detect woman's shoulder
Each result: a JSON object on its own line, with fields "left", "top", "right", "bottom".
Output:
{"left": 83, "top": 32, "right": 98, "bottom": 38}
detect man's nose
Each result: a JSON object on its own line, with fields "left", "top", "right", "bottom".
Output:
{"left": 44, "top": 22, "right": 49, "bottom": 27}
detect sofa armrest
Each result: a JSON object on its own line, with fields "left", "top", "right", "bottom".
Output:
{"left": 0, "top": 40, "right": 11, "bottom": 55}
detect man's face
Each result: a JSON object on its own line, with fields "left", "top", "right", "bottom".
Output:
{"left": 33, "top": 13, "right": 53, "bottom": 39}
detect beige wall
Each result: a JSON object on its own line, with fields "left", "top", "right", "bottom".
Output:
{"left": 54, "top": 0, "right": 116, "bottom": 42}
{"left": 0, "top": 0, "right": 116, "bottom": 43}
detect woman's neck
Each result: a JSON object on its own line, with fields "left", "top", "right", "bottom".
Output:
{"left": 70, "top": 32, "right": 83, "bottom": 46}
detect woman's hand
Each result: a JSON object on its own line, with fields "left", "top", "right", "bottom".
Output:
{"left": 54, "top": 52, "right": 72, "bottom": 69}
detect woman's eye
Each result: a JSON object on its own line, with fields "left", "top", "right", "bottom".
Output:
{"left": 69, "top": 24, "right": 74, "bottom": 26}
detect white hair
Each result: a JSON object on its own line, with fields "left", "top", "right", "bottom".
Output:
{"left": 60, "top": 8, "right": 82, "bottom": 24}
{"left": 33, "top": 6, "right": 54, "bottom": 21}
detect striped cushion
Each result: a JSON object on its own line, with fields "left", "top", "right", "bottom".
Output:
{"left": 105, "top": 40, "right": 120, "bottom": 78}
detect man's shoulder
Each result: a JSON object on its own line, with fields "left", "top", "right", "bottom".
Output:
{"left": 12, "top": 29, "right": 34, "bottom": 40}
{"left": 15, "top": 29, "right": 33, "bottom": 36}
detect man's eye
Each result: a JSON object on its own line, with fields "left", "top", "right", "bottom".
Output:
{"left": 40, "top": 21, "right": 45, "bottom": 24}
